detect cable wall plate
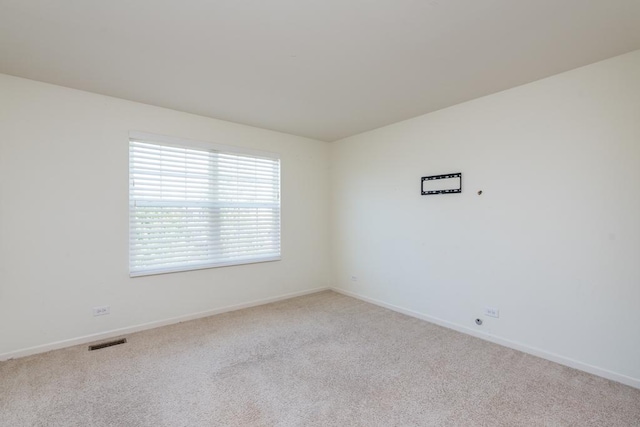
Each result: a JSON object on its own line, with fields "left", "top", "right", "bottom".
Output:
{"left": 421, "top": 172, "right": 462, "bottom": 195}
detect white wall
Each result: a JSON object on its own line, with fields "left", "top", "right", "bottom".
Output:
{"left": 2, "top": 50, "right": 639, "bottom": 388}
{"left": 0, "top": 74, "right": 330, "bottom": 357}
{"left": 331, "top": 50, "right": 640, "bottom": 386}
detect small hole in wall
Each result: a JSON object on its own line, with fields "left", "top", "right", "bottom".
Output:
{"left": 475, "top": 318, "right": 483, "bottom": 326}
{"left": 477, "top": 190, "right": 483, "bottom": 195}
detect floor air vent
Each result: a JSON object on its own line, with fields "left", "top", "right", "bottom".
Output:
{"left": 88, "top": 338, "right": 127, "bottom": 351}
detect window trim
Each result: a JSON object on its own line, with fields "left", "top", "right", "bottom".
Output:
{"left": 128, "top": 131, "right": 281, "bottom": 277}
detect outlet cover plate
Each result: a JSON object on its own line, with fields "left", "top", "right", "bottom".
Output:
{"left": 92, "top": 306, "right": 110, "bottom": 316}
{"left": 484, "top": 307, "right": 499, "bottom": 318}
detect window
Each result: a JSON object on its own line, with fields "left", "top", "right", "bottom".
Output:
{"left": 129, "top": 133, "right": 281, "bottom": 277}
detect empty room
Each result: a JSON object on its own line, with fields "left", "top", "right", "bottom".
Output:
{"left": 1, "top": 1, "right": 639, "bottom": 426}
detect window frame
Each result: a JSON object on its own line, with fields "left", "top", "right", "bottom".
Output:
{"left": 128, "top": 131, "right": 281, "bottom": 277}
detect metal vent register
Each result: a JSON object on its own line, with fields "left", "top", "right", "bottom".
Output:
{"left": 88, "top": 338, "right": 127, "bottom": 351}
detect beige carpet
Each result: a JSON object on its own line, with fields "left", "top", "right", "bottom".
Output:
{"left": 1, "top": 291, "right": 639, "bottom": 426}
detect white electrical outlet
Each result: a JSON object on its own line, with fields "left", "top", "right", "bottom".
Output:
{"left": 484, "top": 307, "right": 499, "bottom": 318}
{"left": 350, "top": 275, "right": 358, "bottom": 281}
{"left": 92, "top": 306, "right": 110, "bottom": 316}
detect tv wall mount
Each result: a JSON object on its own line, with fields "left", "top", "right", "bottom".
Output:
{"left": 421, "top": 172, "right": 462, "bottom": 195}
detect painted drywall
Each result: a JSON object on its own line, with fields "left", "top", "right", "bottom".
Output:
{"left": 0, "top": 74, "right": 330, "bottom": 357}
{"left": 331, "top": 50, "right": 640, "bottom": 385}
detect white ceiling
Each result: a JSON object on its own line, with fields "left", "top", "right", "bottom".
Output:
{"left": 1, "top": 1, "right": 639, "bottom": 142}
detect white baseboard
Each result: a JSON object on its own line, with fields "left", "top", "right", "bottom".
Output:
{"left": 0, "top": 287, "right": 329, "bottom": 362}
{"left": 331, "top": 287, "right": 640, "bottom": 390}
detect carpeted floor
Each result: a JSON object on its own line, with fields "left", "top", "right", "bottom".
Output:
{"left": 1, "top": 291, "right": 639, "bottom": 426}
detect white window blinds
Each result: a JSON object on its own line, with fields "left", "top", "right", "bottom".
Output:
{"left": 129, "top": 136, "right": 281, "bottom": 277}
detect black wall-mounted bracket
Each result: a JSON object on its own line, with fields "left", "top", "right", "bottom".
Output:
{"left": 421, "top": 172, "right": 462, "bottom": 195}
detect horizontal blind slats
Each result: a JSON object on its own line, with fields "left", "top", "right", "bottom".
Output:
{"left": 131, "top": 250, "right": 280, "bottom": 269}
{"left": 129, "top": 138, "right": 281, "bottom": 276}
{"left": 130, "top": 146, "right": 278, "bottom": 168}
{"left": 131, "top": 245, "right": 281, "bottom": 263}
{"left": 130, "top": 237, "right": 281, "bottom": 252}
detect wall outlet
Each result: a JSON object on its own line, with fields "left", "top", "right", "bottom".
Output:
{"left": 92, "top": 306, "right": 110, "bottom": 316}
{"left": 484, "top": 307, "right": 499, "bottom": 318}
{"left": 350, "top": 275, "right": 358, "bottom": 281}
